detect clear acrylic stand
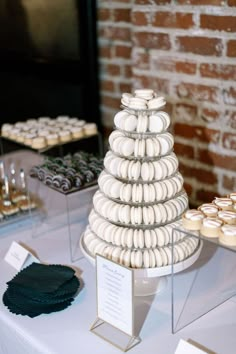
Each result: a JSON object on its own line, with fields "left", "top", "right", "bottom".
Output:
{"left": 90, "top": 319, "right": 141, "bottom": 352}
{"left": 28, "top": 176, "right": 98, "bottom": 262}
{"left": 171, "top": 227, "right": 236, "bottom": 334}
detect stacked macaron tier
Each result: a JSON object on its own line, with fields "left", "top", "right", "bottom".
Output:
{"left": 83, "top": 89, "right": 200, "bottom": 269}
{"left": 98, "top": 170, "right": 184, "bottom": 204}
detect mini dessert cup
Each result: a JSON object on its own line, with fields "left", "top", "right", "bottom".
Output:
{"left": 198, "top": 203, "right": 219, "bottom": 217}
{"left": 182, "top": 209, "right": 204, "bottom": 231}
{"left": 219, "top": 224, "right": 236, "bottom": 246}
{"left": 200, "top": 217, "right": 223, "bottom": 238}
{"left": 213, "top": 197, "right": 233, "bottom": 211}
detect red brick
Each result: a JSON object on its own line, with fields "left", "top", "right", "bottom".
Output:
{"left": 222, "top": 175, "right": 236, "bottom": 191}
{"left": 196, "top": 149, "right": 236, "bottom": 171}
{"left": 200, "top": 15, "right": 236, "bottom": 32}
{"left": 101, "top": 80, "right": 115, "bottom": 92}
{"left": 152, "top": 12, "right": 194, "bottom": 29}
{"left": 175, "top": 61, "right": 196, "bottom": 75}
{"left": 152, "top": 77, "right": 170, "bottom": 94}
{"left": 177, "top": 0, "right": 223, "bottom": 4}
{"left": 174, "top": 123, "right": 220, "bottom": 144}
{"left": 223, "top": 87, "right": 236, "bottom": 106}
{"left": 134, "top": 75, "right": 151, "bottom": 91}
{"left": 152, "top": 57, "right": 196, "bottom": 74}
{"left": 153, "top": 0, "right": 171, "bottom": 3}
{"left": 135, "top": 0, "right": 171, "bottom": 3}
{"left": 183, "top": 182, "right": 193, "bottom": 198}
{"left": 124, "top": 65, "right": 132, "bottom": 78}
{"left": 99, "top": 45, "right": 112, "bottom": 59}
{"left": 134, "top": 0, "right": 152, "bottom": 3}
{"left": 227, "top": 40, "right": 236, "bottom": 57}
{"left": 225, "top": 110, "right": 236, "bottom": 129}
{"left": 133, "top": 32, "right": 171, "bottom": 50}
{"left": 174, "top": 123, "right": 195, "bottom": 139}
{"left": 133, "top": 51, "right": 149, "bottom": 70}
{"left": 201, "top": 108, "right": 219, "bottom": 123}
{"left": 115, "top": 45, "right": 131, "bottom": 59}
{"left": 174, "top": 142, "right": 194, "bottom": 158}
{"left": 178, "top": 162, "right": 192, "bottom": 178}
{"left": 176, "top": 36, "right": 223, "bottom": 56}
{"left": 113, "top": 9, "right": 131, "bottom": 22}
{"left": 98, "top": 9, "right": 111, "bottom": 21}
{"left": 101, "top": 95, "right": 120, "bottom": 109}
{"left": 106, "top": 64, "right": 121, "bottom": 76}
{"left": 178, "top": 162, "right": 218, "bottom": 185}
{"left": 200, "top": 63, "right": 236, "bottom": 81}
{"left": 119, "top": 82, "right": 132, "bottom": 93}
{"left": 175, "top": 82, "right": 219, "bottom": 103}
{"left": 133, "top": 75, "right": 169, "bottom": 94}
{"left": 165, "top": 102, "right": 174, "bottom": 117}
{"left": 175, "top": 103, "right": 197, "bottom": 121}
{"left": 222, "top": 132, "right": 236, "bottom": 150}
{"left": 99, "top": 26, "right": 131, "bottom": 41}
{"left": 100, "top": 0, "right": 131, "bottom": 2}
{"left": 194, "top": 169, "right": 218, "bottom": 185}
{"left": 132, "top": 12, "right": 148, "bottom": 26}
{"left": 196, "top": 190, "right": 220, "bottom": 204}
{"left": 228, "top": 0, "right": 236, "bottom": 5}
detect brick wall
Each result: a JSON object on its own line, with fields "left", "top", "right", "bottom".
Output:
{"left": 97, "top": 0, "right": 236, "bottom": 206}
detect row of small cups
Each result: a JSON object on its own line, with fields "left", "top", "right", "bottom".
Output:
{"left": 109, "top": 130, "right": 174, "bottom": 158}
{"left": 84, "top": 226, "right": 199, "bottom": 268}
{"left": 182, "top": 196, "right": 236, "bottom": 246}
{"left": 114, "top": 109, "right": 170, "bottom": 134}
{"left": 93, "top": 190, "right": 188, "bottom": 226}
{"left": 104, "top": 151, "right": 178, "bottom": 182}
{"left": 89, "top": 210, "right": 184, "bottom": 248}
{"left": 98, "top": 170, "right": 184, "bottom": 204}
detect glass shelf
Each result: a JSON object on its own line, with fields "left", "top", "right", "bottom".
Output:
{"left": 93, "top": 208, "right": 187, "bottom": 230}
{"left": 1, "top": 133, "right": 99, "bottom": 154}
{"left": 100, "top": 189, "right": 186, "bottom": 207}
{"left": 120, "top": 104, "right": 166, "bottom": 113}
{"left": 171, "top": 226, "right": 236, "bottom": 334}
{"left": 114, "top": 127, "right": 171, "bottom": 138}
{"left": 28, "top": 176, "right": 98, "bottom": 262}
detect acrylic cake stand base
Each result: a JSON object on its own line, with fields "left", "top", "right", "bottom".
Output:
{"left": 80, "top": 233, "right": 203, "bottom": 297}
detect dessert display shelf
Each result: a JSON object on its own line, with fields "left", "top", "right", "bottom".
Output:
{"left": 1, "top": 133, "right": 101, "bottom": 155}
{"left": 29, "top": 151, "right": 103, "bottom": 195}
{"left": 0, "top": 208, "right": 40, "bottom": 232}
{"left": 1, "top": 116, "right": 99, "bottom": 152}
{"left": 80, "top": 233, "right": 203, "bottom": 296}
{"left": 81, "top": 89, "right": 203, "bottom": 296}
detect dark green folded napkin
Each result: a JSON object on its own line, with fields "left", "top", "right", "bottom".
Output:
{"left": 7, "top": 263, "right": 76, "bottom": 293}
{"left": 3, "top": 262, "right": 80, "bottom": 317}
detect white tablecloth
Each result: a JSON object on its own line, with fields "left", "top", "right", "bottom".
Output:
{"left": 0, "top": 149, "right": 235, "bottom": 354}
{"left": 0, "top": 222, "right": 236, "bottom": 354}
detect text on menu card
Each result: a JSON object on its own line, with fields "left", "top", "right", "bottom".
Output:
{"left": 96, "top": 255, "right": 134, "bottom": 336}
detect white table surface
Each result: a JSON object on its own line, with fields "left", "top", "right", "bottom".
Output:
{"left": 0, "top": 220, "right": 236, "bottom": 354}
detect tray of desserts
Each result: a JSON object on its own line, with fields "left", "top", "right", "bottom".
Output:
{"left": 181, "top": 193, "right": 236, "bottom": 250}
{"left": 29, "top": 151, "right": 103, "bottom": 195}
{"left": 1, "top": 115, "right": 98, "bottom": 153}
{"left": 0, "top": 161, "right": 39, "bottom": 227}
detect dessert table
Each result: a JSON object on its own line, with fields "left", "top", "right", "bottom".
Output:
{"left": 0, "top": 216, "right": 236, "bottom": 354}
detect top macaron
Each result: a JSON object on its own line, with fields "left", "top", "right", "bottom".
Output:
{"left": 121, "top": 89, "right": 166, "bottom": 111}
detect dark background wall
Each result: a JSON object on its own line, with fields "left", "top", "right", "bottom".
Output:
{"left": 0, "top": 0, "right": 100, "bottom": 129}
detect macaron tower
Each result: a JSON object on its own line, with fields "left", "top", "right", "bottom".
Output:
{"left": 82, "top": 89, "right": 200, "bottom": 269}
